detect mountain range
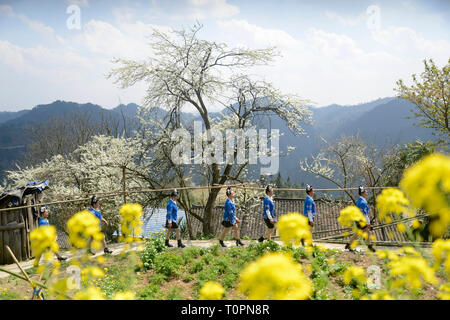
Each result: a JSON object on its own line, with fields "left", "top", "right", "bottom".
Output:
{"left": 0, "top": 98, "right": 436, "bottom": 187}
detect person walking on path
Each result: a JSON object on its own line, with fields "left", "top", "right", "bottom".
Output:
{"left": 258, "top": 185, "right": 277, "bottom": 242}
{"left": 219, "top": 187, "right": 245, "bottom": 248}
{"left": 304, "top": 185, "right": 316, "bottom": 228}
{"left": 38, "top": 206, "right": 67, "bottom": 261}
{"left": 88, "top": 196, "right": 113, "bottom": 255}
{"left": 345, "top": 186, "right": 376, "bottom": 253}
{"left": 165, "top": 190, "right": 185, "bottom": 248}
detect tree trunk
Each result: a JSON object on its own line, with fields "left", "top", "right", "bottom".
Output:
{"left": 202, "top": 187, "right": 221, "bottom": 236}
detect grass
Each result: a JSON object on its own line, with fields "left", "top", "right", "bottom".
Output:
{"left": 0, "top": 238, "right": 445, "bottom": 300}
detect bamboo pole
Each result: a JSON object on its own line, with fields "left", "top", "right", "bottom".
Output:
{"left": 5, "top": 245, "right": 43, "bottom": 300}
{"left": 0, "top": 184, "right": 399, "bottom": 213}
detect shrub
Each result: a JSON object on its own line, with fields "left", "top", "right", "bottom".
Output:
{"left": 154, "top": 252, "right": 185, "bottom": 278}
{"left": 140, "top": 232, "right": 166, "bottom": 270}
{"left": 137, "top": 284, "right": 162, "bottom": 300}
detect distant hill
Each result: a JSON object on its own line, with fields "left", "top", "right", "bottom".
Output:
{"left": 0, "top": 110, "right": 30, "bottom": 124}
{"left": 0, "top": 98, "right": 437, "bottom": 186}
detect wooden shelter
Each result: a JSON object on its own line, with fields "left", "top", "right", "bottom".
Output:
{"left": 0, "top": 180, "right": 49, "bottom": 265}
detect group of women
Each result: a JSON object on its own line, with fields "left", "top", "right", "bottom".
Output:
{"left": 164, "top": 184, "right": 375, "bottom": 251}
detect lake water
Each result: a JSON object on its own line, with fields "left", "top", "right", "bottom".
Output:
{"left": 114, "top": 207, "right": 186, "bottom": 238}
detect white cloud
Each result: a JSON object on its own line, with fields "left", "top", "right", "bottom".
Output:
{"left": 151, "top": 0, "right": 239, "bottom": 20}
{"left": 65, "top": 0, "right": 89, "bottom": 7}
{"left": 0, "top": 5, "right": 13, "bottom": 16}
{"left": 187, "top": 0, "right": 239, "bottom": 19}
{"left": 325, "top": 11, "right": 366, "bottom": 27}
{"left": 17, "top": 14, "right": 55, "bottom": 36}
{"left": 215, "top": 19, "right": 426, "bottom": 106}
{"left": 371, "top": 26, "right": 450, "bottom": 64}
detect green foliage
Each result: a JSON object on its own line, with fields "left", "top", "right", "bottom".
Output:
{"left": 395, "top": 58, "right": 450, "bottom": 142}
{"left": 148, "top": 273, "right": 167, "bottom": 285}
{"left": 166, "top": 286, "right": 184, "bottom": 300}
{"left": 189, "top": 260, "right": 206, "bottom": 273}
{"left": 181, "top": 246, "right": 202, "bottom": 263}
{"left": 99, "top": 264, "right": 135, "bottom": 299}
{"left": 0, "top": 289, "right": 20, "bottom": 300}
{"left": 137, "top": 284, "right": 162, "bottom": 300}
{"left": 153, "top": 251, "right": 184, "bottom": 278}
{"left": 139, "top": 232, "right": 166, "bottom": 270}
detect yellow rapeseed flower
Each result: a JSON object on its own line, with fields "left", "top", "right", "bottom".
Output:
{"left": 74, "top": 286, "right": 105, "bottom": 300}
{"left": 239, "top": 252, "right": 313, "bottom": 300}
{"left": 431, "top": 239, "right": 450, "bottom": 273}
{"left": 81, "top": 266, "right": 105, "bottom": 281}
{"left": 276, "top": 213, "right": 313, "bottom": 247}
{"left": 397, "top": 223, "right": 407, "bottom": 233}
{"left": 67, "top": 210, "right": 104, "bottom": 250}
{"left": 399, "top": 153, "right": 450, "bottom": 237}
{"left": 376, "top": 188, "right": 411, "bottom": 222}
{"left": 113, "top": 291, "right": 135, "bottom": 300}
{"left": 119, "top": 203, "right": 143, "bottom": 242}
{"left": 199, "top": 281, "right": 225, "bottom": 300}
{"left": 389, "top": 256, "right": 438, "bottom": 290}
{"left": 437, "top": 283, "right": 450, "bottom": 300}
{"left": 361, "top": 291, "right": 394, "bottom": 300}
{"left": 30, "top": 225, "right": 59, "bottom": 266}
{"left": 338, "top": 206, "right": 366, "bottom": 228}
{"left": 343, "top": 266, "right": 366, "bottom": 285}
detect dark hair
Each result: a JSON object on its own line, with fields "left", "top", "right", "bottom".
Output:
{"left": 40, "top": 206, "right": 48, "bottom": 214}
{"left": 91, "top": 196, "right": 99, "bottom": 206}
{"left": 171, "top": 189, "right": 179, "bottom": 197}
{"left": 265, "top": 185, "right": 273, "bottom": 195}
{"left": 226, "top": 187, "right": 232, "bottom": 197}
{"left": 306, "top": 184, "right": 313, "bottom": 194}
{"left": 358, "top": 186, "right": 367, "bottom": 196}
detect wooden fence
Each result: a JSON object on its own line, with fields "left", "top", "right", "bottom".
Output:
{"left": 189, "top": 198, "right": 426, "bottom": 242}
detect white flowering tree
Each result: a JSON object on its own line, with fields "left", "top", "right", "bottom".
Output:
{"left": 5, "top": 135, "right": 161, "bottom": 237}
{"left": 107, "top": 23, "right": 312, "bottom": 235}
{"left": 300, "top": 135, "right": 393, "bottom": 206}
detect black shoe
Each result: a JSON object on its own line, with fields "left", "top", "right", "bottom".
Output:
{"left": 219, "top": 240, "right": 227, "bottom": 248}
{"left": 345, "top": 243, "right": 356, "bottom": 253}
{"left": 57, "top": 256, "right": 67, "bottom": 261}
{"left": 177, "top": 240, "right": 185, "bottom": 248}
{"left": 367, "top": 245, "right": 376, "bottom": 253}
{"left": 258, "top": 236, "right": 264, "bottom": 243}
{"left": 236, "top": 239, "right": 244, "bottom": 246}
{"left": 165, "top": 240, "right": 173, "bottom": 248}
{"left": 104, "top": 247, "right": 113, "bottom": 254}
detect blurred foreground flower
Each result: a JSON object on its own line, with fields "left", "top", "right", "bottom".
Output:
{"left": 400, "top": 153, "right": 450, "bottom": 237}
{"left": 199, "top": 281, "right": 225, "bottom": 300}
{"left": 239, "top": 252, "right": 312, "bottom": 300}
{"left": 276, "top": 213, "right": 312, "bottom": 247}
{"left": 119, "top": 203, "right": 143, "bottom": 242}
{"left": 338, "top": 206, "right": 366, "bottom": 229}
{"left": 343, "top": 266, "right": 366, "bottom": 285}
{"left": 376, "top": 188, "right": 411, "bottom": 222}
{"left": 30, "top": 225, "right": 59, "bottom": 266}
{"left": 67, "top": 210, "right": 104, "bottom": 250}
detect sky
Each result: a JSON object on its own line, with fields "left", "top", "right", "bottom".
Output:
{"left": 0, "top": 0, "right": 449, "bottom": 112}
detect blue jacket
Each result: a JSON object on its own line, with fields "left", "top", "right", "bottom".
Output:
{"left": 166, "top": 199, "right": 178, "bottom": 222}
{"left": 356, "top": 196, "right": 370, "bottom": 224}
{"left": 38, "top": 218, "right": 50, "bottom": 227}
{"left": 304, "top": 195, "right": 315, "bottom": 222}
{"left": 89, "top": 207, "right": 103, "bottom": 226}
{"left": 223, "top": 198, "right": 236, "bottom": 224}
{"left": 263, "top": 196, "right": 276, "bottom": 220}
